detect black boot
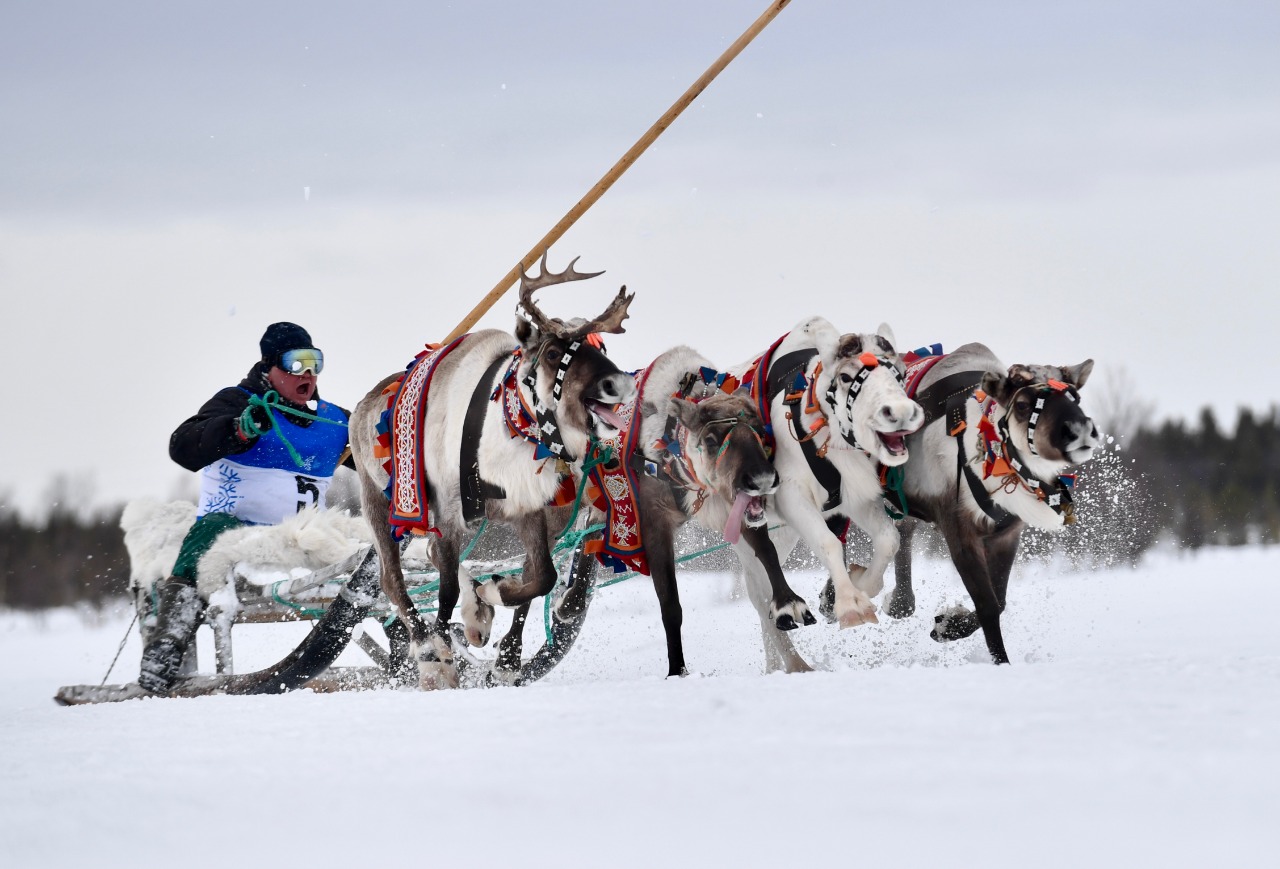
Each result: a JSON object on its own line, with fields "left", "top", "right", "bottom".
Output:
{"left": 138, "top": 580, "right": 205, "bottom": 693}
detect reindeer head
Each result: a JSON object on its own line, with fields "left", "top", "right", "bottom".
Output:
{"left": 816, "top": 322, "right": 924, "bottom": 466}
{"left": 515, "top": 254, "right": 637, "bottom": 446}
{"left": 981, "top": 359, "right": 1099, "bottom": 473}
{"left": 669, "top": 390, "right": 778, "bottom": 537}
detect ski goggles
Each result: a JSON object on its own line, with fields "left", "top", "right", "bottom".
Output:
{"left": 279, "top": 348, "right": 324, "bottom": 375}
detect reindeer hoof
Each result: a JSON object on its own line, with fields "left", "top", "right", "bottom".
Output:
{"left": 802, "top": 609, "right": 817, "bottom": 626}
{"left": 885, "top": 586, "right": 916, "bottom": 619}
{"left": 476, "top": 579, "right": 504, "bottom": 607}
{"left": 837, "top": 604, "right": 879, "bottom": 629}
{"left": 931, "top": 607, "right": 979, "bottom": 641}
{"left": 417, "top": 661, "right": 459, "bottom": 690}
{"left": 776, "top": 614, "right": 798, "bottom": 631}
{"left": 817, "top": 579, "right": 836, "bottom": 624}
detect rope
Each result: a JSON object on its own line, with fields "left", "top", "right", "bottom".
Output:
{"left": 100, "top": 609, "right": 139, "bottom": 686}
{"left": 240, "top": 390, "right": 348, "bottom": 470}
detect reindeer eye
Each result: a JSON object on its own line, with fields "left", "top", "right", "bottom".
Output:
{"left": 839, "top": 373, "right": 854, "bottom": 384}
{"left": 703, "top": 433, "right": 719, "bottom": 451}
{"left": 1015, "top": 397, "right": 1032, "bottom": 416}
{"left": 544, "top": 347, "right": 562, "bottom": 362}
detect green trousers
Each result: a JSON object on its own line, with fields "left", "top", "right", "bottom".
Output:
{"left": 170, "top": 512, "right": 249, "bottom": 584}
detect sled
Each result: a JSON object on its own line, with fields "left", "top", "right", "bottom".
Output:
{"left": 54, "top": 499, "right": 601, "bottom": 705}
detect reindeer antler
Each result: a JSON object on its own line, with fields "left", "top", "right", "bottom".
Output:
{"left": 519, "top": 253, "right": 604, "bottom": 292}
{"left": 572, "top": 286, "right": 634, "bottom": 338}
{"left": 517, "top": 254, "right": 607, "bottom": 338}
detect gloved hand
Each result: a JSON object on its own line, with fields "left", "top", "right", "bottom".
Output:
{"left": 237, "top": 403, "right": 273, "bottom": 440}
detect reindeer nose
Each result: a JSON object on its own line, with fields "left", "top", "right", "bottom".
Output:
{"left": 596, "top": 372, "right": 635, "bottom": 404}
{"left": 881, "top": 401, "right": 923, "bottom": 432}
{"left": 740, "top": 467, "right": 779, "bottom": 495}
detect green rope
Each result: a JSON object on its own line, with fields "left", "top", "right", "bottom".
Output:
{"left": 240, "top": 390, "right": 348, "bottom": 470}
{"left": 882, "top": 465, "right": 908, "bottom": 520}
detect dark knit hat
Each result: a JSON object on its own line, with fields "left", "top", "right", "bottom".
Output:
{"left": 259, "top": 322, "right": 315, "bottom": 365}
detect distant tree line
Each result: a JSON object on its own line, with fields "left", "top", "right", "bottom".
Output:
{"left": 1, "top": 406, "right": 1275, "bottom": 609}
{"left": 1125, "top": 406, "right": 1280, "bottom": 548}
{"left": 0, "top": 490, "right": 128, "bottom": 610}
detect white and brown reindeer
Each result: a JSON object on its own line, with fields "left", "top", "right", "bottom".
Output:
{"left": 729, "top": 316, "right": 925, "bottom": 673}
{"left": 347, "top": 256, "right": 636, "bottom": 689}
{"left": 883, "top": 343, "right": 1100, "bottom": 664}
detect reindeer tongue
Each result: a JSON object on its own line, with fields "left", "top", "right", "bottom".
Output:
{"left": 723, "top": 492, "right": 750, "bottom": 544}
{"left": 591, "top": 402, "right": 627, "bottom": 431}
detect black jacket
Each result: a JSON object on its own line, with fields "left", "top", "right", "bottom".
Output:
{"left": 169, "top": 361, "right": 352, "bottom": 473}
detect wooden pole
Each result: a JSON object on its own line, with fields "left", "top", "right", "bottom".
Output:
{"left": 442, "top": 0, "right": 793, "bottom": 343}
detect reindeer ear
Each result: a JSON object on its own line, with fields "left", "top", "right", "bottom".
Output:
{"left": 875, "top": 322, "right": 897, "bottom": 353}
{"left": 515, "top": 314, "right": 536, "bottom": 347}
{"left": 1007, "top": 364, "right": 1036, "bottom": 387}
{"left": 836, "top": 334, "right": 864, "bottom": 359}
{"left": 800, "top": 317, "right": 840, "bottom": 367}
{"left": 981, "top": 370, "right": 1009, "bottom": 404}
{"left": 667, "top": 396, "right": 701, "bottom": 429}
{"left": 1062, "top": 359, "right": 1094, "bottom": 388}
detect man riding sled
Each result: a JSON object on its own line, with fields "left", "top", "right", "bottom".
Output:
{"left": 138, "top": 322, "right": 353, "bottom": 693}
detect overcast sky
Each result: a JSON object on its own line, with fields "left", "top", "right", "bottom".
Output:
{"left": 3, "top": 0, "right": 1278, "bottom": 516}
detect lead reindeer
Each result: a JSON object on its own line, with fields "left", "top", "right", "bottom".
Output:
{"left": 885, "top": 343, "right": 1100, "bottom": 664}
{"left": 730, "top": 317, "right": 924, "bottom": 673}
{"left": 348, "top": 256, "right": 635, "bottom": 689}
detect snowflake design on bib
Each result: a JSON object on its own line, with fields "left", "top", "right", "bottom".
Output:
{"left": 202, "top": 464, "right": 243, "bottom": 514}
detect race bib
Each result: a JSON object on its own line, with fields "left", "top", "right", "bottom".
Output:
{"left": 198, "top": 459, "right": 332, "bottom": 525}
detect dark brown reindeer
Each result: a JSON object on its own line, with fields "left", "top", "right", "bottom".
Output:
{"left": 348, "top": 256, "right": 635, "bottom": 689}
{"left": 885, "top": 343, "right": 1100, "bottom": 664}
{"left": 628, "top": 346, "right": 813, "bottom": 676}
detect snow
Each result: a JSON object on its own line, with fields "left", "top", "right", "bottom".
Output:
{"left": 3, "top": 547, "right": 1278, "bottom": 868}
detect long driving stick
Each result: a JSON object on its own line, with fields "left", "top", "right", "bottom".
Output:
{"left": 442, "top": 0, "right": 793, "bottom": 343}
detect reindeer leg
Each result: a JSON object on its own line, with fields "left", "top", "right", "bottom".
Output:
{"left": 739, "top": 523, "right": 815, "bottom": 631}
{"left": 885, "top": 518, "right": 917, "bottom": 619}
{"left": 984, "top": 523, "right": 1023, "bottom": 610}
{"left": 457, "top": 563, "right": 494, "bottom": 648}
{"left": 494, "top": 602, "right": 530, "bottom": 677}
{"left": 934, "top": 516, "right": 1009, "bottom": 664}
{"left": 636, "top": 498, "right": 687, "bottom": 678}
{"left": 843, "top": 496, "right": 900, "bottom": 602}
{"left": 477, "top": 511, "right": 558, "bottom": 606}
{"left": 411, "top": 532, "right": 460, "bottom": 689}
{"left": 776, "top": 484, "right": 877, "bottom": 629}
{"left": 733, "top": 527, "right": 813, "bottom": 674}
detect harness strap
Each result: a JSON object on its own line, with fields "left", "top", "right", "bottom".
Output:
{"left": 910, "top": 370, "right": 988, "bottom": 431}
{"left": 460, "top": 354, "right": 511, "bottom": 524}
{"left": 765, "top": 349, "right": 843, "bottom": 511}
{"left": 910, "top": 368, "right": 1019, "bottom": 531}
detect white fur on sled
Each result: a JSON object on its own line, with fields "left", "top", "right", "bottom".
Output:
{"left": 120, "top": 497, "right": 377, "bottom": 602}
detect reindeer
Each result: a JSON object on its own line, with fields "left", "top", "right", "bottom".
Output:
{"left": 347, "top": 256, "right": 635, "bottom": 689}
{"left": 621, "top": 346, "right": 815, "bottom": 676}
{"left": 729, "top": 317, "right": 924, "bottom": 673}
{"left": 881, "top": 344, "right": 1099, "bottom": 664}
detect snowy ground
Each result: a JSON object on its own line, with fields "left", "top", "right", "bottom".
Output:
{"left": 3, "top": 547, "right": 1278, "bottom": 869}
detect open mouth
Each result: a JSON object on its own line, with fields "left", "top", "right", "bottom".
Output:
{"left": 877, "top": 430, "right": 910, "bottom": 457}
{"left": 723, "top": 492, "right": 767, "bottom": 544}
{"left": 588, "top": 401, "right": 626, "bottom": 434}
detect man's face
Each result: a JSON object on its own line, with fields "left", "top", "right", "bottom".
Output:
{"left": 267, "top": 365, "right": 317, "bottom": 403}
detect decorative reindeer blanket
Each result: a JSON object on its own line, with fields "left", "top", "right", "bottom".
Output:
{"left": 583, "top": 367, "right": 651, "bottom": 576}
{"left": 738, "top": 332, "right": 788, "bottom": 450}
{"left": 901, "top": 343, "right": 947, "bottom": 397}
{"left": 377, "top": 336, "right": 468, "bottom": 538}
